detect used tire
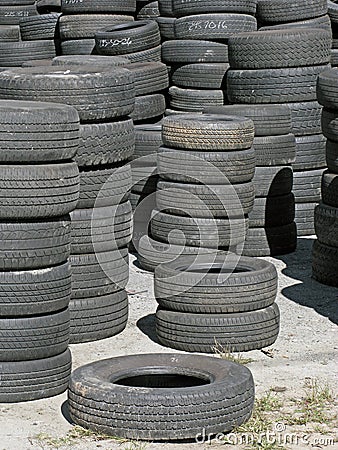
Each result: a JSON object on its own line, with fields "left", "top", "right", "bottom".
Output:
{"left": 248, "top": 194, "right": 295, "bottom": 227}
{"left": 253, "top": 134, "right": 296, "bottom": 166}
{"left": 162, "top": 39, "right": 229, "bottom": 64}
{"left": 172, "top": 0, "right": 256, "bottom": 16}
{"left": 169, "top": 86, "right": 224, "bottom": 111}
{"left": 295, "top": 202, "right": 317, "bottom": 236}
{"left": 286, "top": 101, "right": 322, "bottom": 136}
{"left": 326, "top": 141, "right": 338, "bottom": 173}
{"left": 130, "top": 93, "right": 166, "bottom": 121}
{"left": 19, "top": 13, "right": 60, "bottom": 40}
{"left": 293, "top": 134, "right": 326, "bottom": 170}
{"left": 171, "top": 62, "right": 229, "bottom": 89}
{"left": 317, "top": 67, "right": 338, "bottom": 110}
{"left": 243, "top": 223, "right": 297, "bottom": 256}
{"left": 252, "top": 166, "right": 293, "bottom": 196}
{"left": 293, "top": 168, "right": 324, "bottom": 202}
{"left": 257, "top": 0, "right": 327, "bottom": 23}
{"left": 322, "top": 171, "right": 338, "bottom": 207}
{"left": 312, "top": 240, "right": 338, "bottom": 287}
{"left": 0, "top": 40, "right": 55, "bottom": 66}
{"left": 321, "top": 108, "right": 338, "bottom": 142}
{"left": 61, "top": 0, "right": 136, "bottom": 13}
{"left": 52, "top": 54, "right": 129, "bottom": 67}
{"left": 314, "top": 202, "right": 338, "bottom": 247}
{"left": 126, "top": 62, "right": 169, "bottom": 96}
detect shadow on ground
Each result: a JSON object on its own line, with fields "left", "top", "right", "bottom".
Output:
{"left": 137, "top": 314, "right": 159, "bottom": 344}
{"left": 278, "top": 237, "right": 338, "bottom": 325}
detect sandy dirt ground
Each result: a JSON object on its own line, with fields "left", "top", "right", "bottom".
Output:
{"left": 0, "top": 237, "right": 337, "bottom": 450}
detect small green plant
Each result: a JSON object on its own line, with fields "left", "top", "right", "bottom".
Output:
{"left": 213, "top": 340, "right": 255, "bottom": 365}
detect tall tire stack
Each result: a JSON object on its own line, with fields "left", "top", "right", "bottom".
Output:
{"left": 136, "top": 0, "right": 159, "bottom": 20}
{"left": 0, "top": 99, "right": 80, "bottom": 402}
{"left": 257, "top": 0, "right": 332, "bottom": 236}
{"left": 59, "top": 0, "right": 135, "bottom": 55}
{"left": 137, "top": 113, "right": 256, "bottom": 271}
{"left": 328, "top": 1, "right": 338, "bottom": 66}
{"left": 162, "top": 0, "right": 257, "bottom": 112}
{"left": 312, "top": 67, "right": 338, "bottom": 287}
{"left": 0, "top": 65, "right": 135, "bottom": 344}
{"left": 157, "top": 0, "right": 175, "bottom": 42}
{"left": 205, "top": 104, "right": 297, "bottom": 256}
{"left": 227, "top": 25, "right": 331, "bottom": 239}
{"left": 154, "top": 253, "right": 280, "bottom": 352}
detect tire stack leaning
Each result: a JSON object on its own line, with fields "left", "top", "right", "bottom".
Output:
{"left": 0, "top": 99, "right": 80, "bottom": 402}
{"left": 58, "top": 0, "right": 135, "bottom": 55}
{"left": 205, "top": 104, "right": 297, "bottom": 256}
{"left": 0, "top": 65, "right": 135, "bottom": 344}
{"left": 137, "top": 113, "right": 256, "bottom": 271}
{"left": 164, "top": 0, "right": 257, "bottom": 113}
{"left": 254, "top": 0, "right": 332, "bottom": 236}
{"left": 312, "top": 67, "right": 338, "bottom": 287}
{"left": 227, "top": 24, "right": 331, "bottom": 241}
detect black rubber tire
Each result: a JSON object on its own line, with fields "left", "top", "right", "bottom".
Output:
{"left": 172, "top": 0, "right": 256, "bottom": 17}
{"left": 162, "top": 40, "right": 229, "bottom": 64}
{"left": 0, "top": 66, "right": 135, "bottom": 122}
{"left": 71, "top": 202, "right": 132, "bottom": 253}
{"left": 158, "top": 145, "right": 256, "bottom": 184}
{"left": 286, "top": 101, "right": 322, "bottom": 136}
{"left": 322, "top": 171, "right": 338, "bottom": 207}
{"left": 126, "top": 62, "right": 169, "bottom": 96}
{"left": 253, "top": 134, "right": 296, "bottom": 166}
{"left": 322, "top": 108, "right": 338, "bottom": 142}
{"left": 169, "top": 86, "right": 224, "bottom": 111}
{"left": 174, "top": 13, "right": 257, "bottom": 41}
{"left": 259, "top": 14, "right": 332, "bottom": 33}
{"left": 0, "top": 100, "right": 79, "bottom": 162}
{"left": 76, "top": 119, "right": 134, "bottom": 167}
{"left": 59, "top": 14, "right": 133, "bottom": 40}
{"left": 252, "top": 166, "right": 293, "bottom": 196}
{"left": 154, "top": 254, "right": 277, "bottom": 313}
{"left": 158, "top": 0, "right": 173, "bottom": 16}
{"left": 131, "top": 93, "right": 166, "bottom": 122}
{"left": 317, "top": 68, "right": 338, "bottom": 110}
{"left": 78, "top": 163, "right": 132, "bottom": 209}
{"left": 68, "top": 353, "right": 254, "bottom": 440}
{"left": 134, "top": 124, "right": 162, "bottom": 159}
{"left": 69, "top": 290, "right": 128, "bottom": 344}
{"left": 293, "top": 168, "right": 324, "bottom": 202}
{"left": 0, "top": 349, "right": 71, "bottom": 403}
{"left": 52, "top": 54, "right": 129, "bottom": 67}
{"left": 227, "top": 65, "right": 328, "bottom": 104}
{"left": 0, "top": 308, "right": 69, "bottom": 361}
{"left": 0, "top": 4, "right": 37, "bottom": 25}
{"left": 326, "top": 141, "right": 338, "bottom": 173}
{"left": 0, "top": 40, "right": 56, "bottom": 66}
{"left": 19, "top": 13, "right": 60, "bottom": 40}
{"left": 294, "top": 202, "right": 317, "bottom": 236}
{"left": 293, "top": 134, "right": 326, "bottom": 170}
{"left": 204, "top": 104, "right": 292, "bottom": 137}
{"left": 257, "top": 0, "right": 327, "bottom": 23}
{"left": 151, "top": 209, "right": 248, "bottom": 248}
{"left": 312, "top": 240, "right": 338, "bottom": 287}
{"left": 156, "top": 303, "right": 280, "bottom": 353}
{"left": 137, "top": 1, "right": 159, "bottom": 19}
{"left": 228, "top": 28, "right": 331, "bottom": 69}
{"left": 328, "top": 0, "right": 338, "bottom": 23}
{"left": 171, "top": 62, "right": 229, "bottom": 89}
{"left": 331, "top": 49, "right": 338, "bottom": 67}
{"left": 0, "top": 217, "right": 70, "bottom": 270}
{"left": 0, "top": 162, "right": 79, "bottom": 219}
{"left": 70, "top": 248, "right": 129, "bottom": 299}
{"left": 95, "top": 20, "right": 160, "bottom": 55}
{"left": 61, "top": 38, "right": 95, "bottom": 55}
{"left": 243, "top": 223, "right": 297, "bottom": 256}
{"left": 61, "top": 0, "right": 136, "bottom": 13}
{"left": 120, "top": 44, "right": 162, "bottom": 63}
{"left": 162, "top": 113, "right": 254, "bottom": 150}
{"left": 0, "top": 24, "right": 20, "bottom": 41}
{"left": 156, "top": 16, "right": 175, "bottom": 40}
{"left": 248, "top": 193, "right": 295, "bottom": 227}
{"left": 314, "top": 202, "right": 338, "bottom": 247}
{"left": 0, "top": 262, "right": 71, "bottom": 316}
{"left": 156, "top": 180, "right": 255, "bottom": 217}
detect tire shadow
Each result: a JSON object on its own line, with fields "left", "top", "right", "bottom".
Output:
{"left": 278, "top": 237, "right": 338, "bottom": 325}
{"left": 136, "top": 313, "right": 159, "bottom": 344}
{"left": 61, "top": 400, "right": 74, "bottom": 425}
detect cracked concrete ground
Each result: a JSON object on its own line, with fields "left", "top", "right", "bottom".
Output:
{"left": 0, "top": 237, "right": 337, "bottom": 450}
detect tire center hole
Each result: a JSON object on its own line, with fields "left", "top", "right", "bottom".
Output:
{"left": 113, "top": 373, "right": 210, "bottom": 388}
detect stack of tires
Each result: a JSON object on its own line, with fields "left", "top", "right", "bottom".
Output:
{"left": 19, "top": 12, "right": 60, "bottom": 57}
{"left": 136, "top": 0, "right": 159, "bottom": 20}
{"left": 0, "top": 100, "right": 80, "bottom": 402}
{"left": 206, "top": 104, "right": 297, "bottom": 256}
{"left": 137, "top": 113, "right": 256, "bottom": 270}
{"left": 59, "top": 0, "right": 135, "bottom": 55}
{"left": 154, "top": 253, "right": 280, "bottom": 352}
{"left": 0, "top": 65, "right": 135, "bottom": 344}
{"left": 328, "top": 1, "right": 338, "bottom": 66}
{"left": 312, "top": 67, "right": 338, "bottom": 287}
{"left": 164, "top": 0, "right": 257, "bottom": 112}
{"left": 254, "top": 1, "right": 332, "bottom": 236}
{"left": 227, "top": 25, "right": 331, "bottom": 240}
{"left": 157, "top": 0, "right": 175, "bottom": 41}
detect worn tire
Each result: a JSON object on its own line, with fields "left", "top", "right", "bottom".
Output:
{"left": 293, "top": 134, "right": 326, "bottom": 170}
{"left": 322, "top": 171, "right": 338, "bottom": 207}
{"left": 0, "top": 40, "right": 55, "bottom": 66}
{"left": 19, "top": 13, "right": 60, "bottom": 40}
{"left": 314, "top": 202, "right": 338, "bottom": 247}
{"left": 253, "top": 134, "right": 296, "bottom": 166}
{"left": 252, "top": 166, "right": 293, "bottom": 196}
{"left": 257, "top": 0, "right": 327, "bottom": 23}
{"left": 169, "top": 86, "right": 224, "bottom": 111}
{"left": 286, "top": 101, "right": 322, "bottom": 136}
{"left": 326, "top": 141, "right": 338, "bottom": 173}
{"left": 52, "top": 54, "right": 129, "bottom": 67}
{"left": 317, "top": 68, "right": 338, "bottom": 110}
{"left": 248, "top": 194, "right": 295, "bottom": 227}
{"left": 0, "top": 3, "right": 37, "bottom": 25}
{"left": 171, "top": 62, "right": 229, "bottom": 89}
{"left": 295, "top": 202, "right": 317, "bottom": 236}
{"left": 130, "top": 93, "right": 166, "bottom": 122}
{"left": 162, "top": 39, "right": 229, "bottom": 64}
{"left": 61, "top": 39, "right": 95, "bottom": 55}
{"left": 126, "top": 62, "right": 169, "bottom": 96}
{"left": 322, "top": 108, "right": 338, "bottom": 142}
{"left": 293, "top": 168, "right": 324, "bottom": 202}
{"left": 172, "top": 0, "right": 256, "bottom": 16}
{"left": 312, "top": 240, "right": 338, "bottom": 287}
{"left": 243, "top": 223, "right": 297, "bottom": 256}
{"left": 61, "top": 0, "right": 136, "bottom": 13}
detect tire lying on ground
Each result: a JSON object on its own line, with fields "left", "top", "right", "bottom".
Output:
{"left": 68, "top": 353, "right": 255, "bottom": 440}
{"left": 154, "top": 254, "right": 278, "bottom": 313}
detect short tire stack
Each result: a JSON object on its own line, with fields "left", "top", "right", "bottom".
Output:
{"left": 0, "top": 99, "right": 80, "bottom": 402}
{"left": 312, "top": 67, "right": 338, "bottom": 287}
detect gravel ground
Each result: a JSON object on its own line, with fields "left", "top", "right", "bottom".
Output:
{"left": 0, "top": 237, "right": 337, "bottom": 450}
